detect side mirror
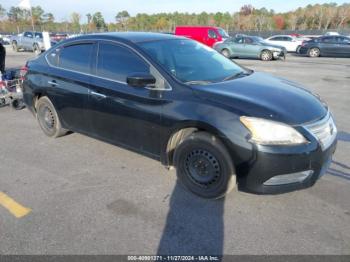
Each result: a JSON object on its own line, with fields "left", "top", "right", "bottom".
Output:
{"left": 127, "top": 73, "right": 156, "bottom": 88}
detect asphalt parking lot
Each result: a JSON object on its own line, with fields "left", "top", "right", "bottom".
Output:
{"left": 1, "top": 47, "right": 350, "bottom": 255}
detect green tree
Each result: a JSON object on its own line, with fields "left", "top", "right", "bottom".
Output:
{"left": 0, "top": 4, "right": 6, "bottom": 18}
{"left": 115, "top": 10, "right": 130, "bottom": 30}
{"left": 70, "top": 12, "right": 81, "bottom": 32}
{"left": 31, "top": 6, "right": 45, "bottom": 25}
{"left": 92, "top": 12, "right": 106, "bottom": 31}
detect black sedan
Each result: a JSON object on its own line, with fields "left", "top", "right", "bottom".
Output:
{"left": 298, "top": 35, "right": 350, "bottom": 57}
{"left": 22, "top": 33, "right": 337, "bottom": 198}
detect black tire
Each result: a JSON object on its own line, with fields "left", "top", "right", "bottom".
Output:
{"left": 11, "top": 99, "right": 25, "bottom": 110}
{"left": 33, "top": 44, "right": 41, "bottom": 55}
{"left": 221, "top": 49, "right": 231, "bottom": 58}
{"left": 260, "top": 50, "right": 272, "bottom": 61}
{"left": 12, "top": 41, "right": 19, "bottom": 52}
{"left": 308, "top": 47, "right": 320, "bottom": 58}
{"left": 296, "top": 45, "right": 301, "bottom": 53}
{"left": 36, "top": 96, "right": 67, "bottom": 138}
{"left": 174, "top": 132, "right": 236, "bottom": 199}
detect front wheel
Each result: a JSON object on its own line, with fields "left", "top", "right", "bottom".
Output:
{"left": 221, "top": 49, "right": 231, "bottom": 58}
{"left": 174, "top": 132, "right": 236, "bottom": 199}
{"left": 260, "top": 50, "right": 272, "bottom": 61}
{"left": 308, "top": 47, "right": 320, "bottom": 58}
{"left": 36, "top": 96, "right": 68, "bottom": 138}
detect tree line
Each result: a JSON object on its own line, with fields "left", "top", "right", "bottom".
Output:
{"left": 0, "top": 3, "right": 349, "bottom": 34}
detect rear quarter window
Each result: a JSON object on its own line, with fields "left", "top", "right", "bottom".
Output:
{"left": 58, "top": 43, "right": 93, "bottom": 74}
{"left": 46, "top": 48, "right": 60, "bottom": 66}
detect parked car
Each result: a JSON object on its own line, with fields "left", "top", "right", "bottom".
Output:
{"left": 324, "top": 32, "right": 340, "bottom": 36}
{"left": 0, "top": 34, "right": 10, "bottom": 45}
{"left": 298, "top": 35, "right": 350, "bottom": 57}
{"left": 11, "top": 31, "right": 51, "bottom": 55}
{"left": 175, "top": 26, "right": 229, "bottom": 47}
{"left": 23, "top": 33, "right": 337, "bottom": 198}
{"left": 213, "top": 35, "right": 286, "bottom": 61}
{"left": 50, "top": 33, "right": 68, "bottom": 42}
{"left": 265, "top": 35, "right": 303, "bottom": 52}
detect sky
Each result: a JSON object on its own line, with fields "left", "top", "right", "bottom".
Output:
{"left": 1, "top": 0, "right": 348, "bottom": 23}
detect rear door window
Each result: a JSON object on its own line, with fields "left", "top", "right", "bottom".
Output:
{"left": 244, "top": 37, "right": 253, "bottom": 44}
{"left": 96, "top": 42, "right": 149, "bottom": 83}
{"left": 24, "top": 32, "right": 33, "bottom": 38}
{"left": 283, "top": 37, "right": 292, "bottom": 41}
{"left": 34, "top": 32, "right": 43, "bottom": 39}
{"left": 58, "top": 43, "right": 93, "bottom": 74}
{"left": 322, "top": 37, "right": 336, "bottom": 43}
{"left": 270, "top": 37, "right": 283, "bottom": 41}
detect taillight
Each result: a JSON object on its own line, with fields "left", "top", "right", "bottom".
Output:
{"left": 20, "top": 65, "right": 28, "bottom": 80}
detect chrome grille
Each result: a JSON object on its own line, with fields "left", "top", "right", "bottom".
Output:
{"left": 305, "top": 112, "right": 337, "bottom": 150}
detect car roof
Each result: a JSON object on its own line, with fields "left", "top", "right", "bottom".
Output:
{"left": 66, "top": 32, "right": 185, "bottom": 44}
{"left": 269, "top": 35, "right": 292, "bottom": 38}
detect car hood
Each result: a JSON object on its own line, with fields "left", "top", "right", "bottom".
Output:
{"left": 192, "top": 72, "right": 327, "bottom": 125}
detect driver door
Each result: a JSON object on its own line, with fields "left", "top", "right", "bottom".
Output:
{"left": 86, "top": 41, "right": 165, "bottom": 157}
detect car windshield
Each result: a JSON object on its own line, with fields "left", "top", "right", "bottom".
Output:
{"left": 217, "top": 28, "right": 229, "bottom": 38}
{"left": 139, "top": 39, "right": 246, "bottom": 84}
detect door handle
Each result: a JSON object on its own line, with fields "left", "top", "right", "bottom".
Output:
{"left": 48, "top": 80, "right": 58, "bottom": 87}
{"left": 90, "top": 90, "right": 107, "bottom": 99}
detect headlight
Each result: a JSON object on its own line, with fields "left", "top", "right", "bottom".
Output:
{"left": 240, "top": 116, "right": 308, "bottom": 145}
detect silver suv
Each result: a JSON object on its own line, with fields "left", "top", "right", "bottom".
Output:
{"left": 11, "top": 31, "right": 46, "bottom": 55}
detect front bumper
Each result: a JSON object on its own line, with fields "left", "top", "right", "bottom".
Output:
{"left": 237, "top": 139, "right": 336, "bottom": 194}
{"left": 236, "top": 113, "right": 337, "bottom": 194}
{"left": 272, "top": 50, "right": 286, "bottom": 59}
{"left": 298, "top": 46, "right": 309, "bottom": 55}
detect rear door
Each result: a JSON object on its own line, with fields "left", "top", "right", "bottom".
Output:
{"left": 230, "top": 37, "right": 245, "bottom": 57}
{"left": 243, "top": 37, "right": 259, "bottom": 57}
{"left": 282, "top": 36, "right": 296, "bottom": 52}
{"left": 22, "top": 32, "right": 33, "bottom": 49}
{"left": 46, "top": 41, "right": 94, "bottom": 132}
{"left": 87, "top": 41, "right": 164, "bottom": 156}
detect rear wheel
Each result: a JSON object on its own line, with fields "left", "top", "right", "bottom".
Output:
{"left": 11, "top": 99, "right": 25, "bottom": 110}
{"left": 12, "top": 41, "right": 19, "bottom": 52}
{"left": 33, "top": 44, "right": 41, "bottom": 55}
{"left": 174, "top": 132, "right": 236, "bottom": 199}
{"left": 36, "top": 96, "right": 67, "bottom": 138}
{"left": 260, "top": 50, "right": 272, "bottom": 61}
{"left": 221, "top": 49, "right": 231, "bottom": 58}
{"left": 308, "top": 47, "right": 320, "bottom": 57}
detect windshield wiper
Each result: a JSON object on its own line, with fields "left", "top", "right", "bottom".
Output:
{"left": 184, "top": 80, "right": 213, "bottom": 85}
{"left": 222, "top": 71, "right": 252, "bottom": 81}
